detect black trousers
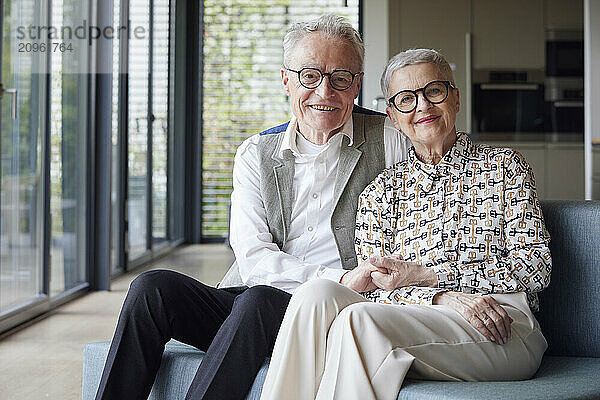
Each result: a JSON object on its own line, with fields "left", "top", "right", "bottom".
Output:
{"left": 95, "top": 269, "right": 292, "bottom": 400}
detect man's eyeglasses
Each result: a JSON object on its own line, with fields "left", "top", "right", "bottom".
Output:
{"left": 284, "top": 67, "right": 361, "bottom": 91}
{"left": 388, "top": 80, "right": 455, "bottom": 113}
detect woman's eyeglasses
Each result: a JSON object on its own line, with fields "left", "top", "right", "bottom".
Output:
{"left": 388, "top": 80, "right": 455, "bottom": 113}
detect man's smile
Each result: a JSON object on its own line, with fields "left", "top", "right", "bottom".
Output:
{"left": 309, "top": 104, "right": 338, "bottom": 111}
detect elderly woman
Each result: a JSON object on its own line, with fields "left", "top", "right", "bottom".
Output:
{"left": 260, "top": 49, "right": 551, "bottom": 400}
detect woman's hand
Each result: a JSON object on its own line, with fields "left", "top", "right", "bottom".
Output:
{"left": 433, "top": 291, "right": 513, "bottom": 345}
{"left": 369, "top": 255, "right": 437, "bottom": 290}
{"left": 340, "top": 258, "right": 379, "bottom": 292}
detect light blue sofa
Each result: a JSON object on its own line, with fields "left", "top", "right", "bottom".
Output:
{"left": 82, "top": 200, "right": 600, "bottom": 399}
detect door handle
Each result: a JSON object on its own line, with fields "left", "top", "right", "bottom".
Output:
{"left": 0, "top": 84, "right": 18, "bottom": 119}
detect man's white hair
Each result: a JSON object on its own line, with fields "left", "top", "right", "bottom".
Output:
{"left": 283, "top": 14, "right": 364, "bottom": 70}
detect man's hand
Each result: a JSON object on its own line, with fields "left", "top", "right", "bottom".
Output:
{"left": 369, "top": 255, "right": 437, "bottom": 291}
{"left": 340, "top": 258, "right": 379, "bottom": 292}
{"left": 433, "top": 291, "right": 513, "bottom": 345}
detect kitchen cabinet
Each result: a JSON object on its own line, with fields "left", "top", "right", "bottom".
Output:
{"left": 472, "top": 0, "right": 545, "bottom": 70}
{"left": 594, "top": 178, "right": 600, "bottom": 200}
{"left": 546, "top": 143, "right": 584, "bottom": 200}
{"left": 386, "top": 0, "right": 578, "bottom": 72}
{"left": 544, "top": 0, "right": 583, "bottom": 30}
{"left": 388, "top": 0, "right": 470, "bottom": 132}
{"left": 593, "top": 146, "right": 600, "bottom": 176}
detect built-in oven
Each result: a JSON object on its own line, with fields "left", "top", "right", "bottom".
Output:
{"left": 473, "top": 73, "right": 545, "bottom": 133}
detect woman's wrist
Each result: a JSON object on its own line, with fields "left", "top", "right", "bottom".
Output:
{"left": 415, "top": 266, "right": 438, "bottom": 287}
{"left": 427, "top": 267, "right": 438, "bottom": 287}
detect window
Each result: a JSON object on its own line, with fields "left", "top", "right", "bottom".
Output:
{"left": 201, "top": 0, "right": 360, "bottom": 238}
{"left": 0, "top": 0, "right": 90, "bottom": 324}
{"left": 49, "top": 0, "right": 89, "bottom": 296}
{"left": 127, "top": 0, "right": 171, "bottom": 260}
{"left": 127, "top": 0, "right": 151, "bottom": 258}
{"left": 0, "top": 0, "right": 48, "bottom": 313}
{"left": 111, "top": 0, "right": 124, "bottom": 274}
{"left": 1, "top": 0, "right": 178, "bottom": 334}
{"left": 151, "top": 0, "right": 170, "bottom": 244}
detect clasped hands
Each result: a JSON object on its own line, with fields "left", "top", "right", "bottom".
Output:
{"left": 340, "top": 254, "right": 435, "bottom": 293}
{"left": 340, "top": 254, "right": 513, "bottom": 345}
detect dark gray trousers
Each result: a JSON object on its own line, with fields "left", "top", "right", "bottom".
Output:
{"left": 95, "top": 269, "right": 291, "bottom": 400}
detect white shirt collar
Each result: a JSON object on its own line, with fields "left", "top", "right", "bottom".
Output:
{"left": 278, "top": 114, "right": 354, "bottom": 159}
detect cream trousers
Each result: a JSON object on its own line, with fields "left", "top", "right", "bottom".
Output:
{"left": 260, "top": 279, "right": 547, "bottom": 400}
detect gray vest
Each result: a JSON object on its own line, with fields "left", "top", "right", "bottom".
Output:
{"left": 219, "top": 111, "right": 386, "bottom": 288}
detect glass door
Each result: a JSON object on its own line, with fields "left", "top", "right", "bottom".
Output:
{"left": 1, "top": 0, "right": 89, "bottom": 330}
{"left": 111, "top": 0, "right": 125, "bottom": 275}
{"left": 127, "top": 0, "right": 170, "bottom": 263}
{"left": 127, "top": 0, "right": 150, "bottom": 259}
{"left": 48, "top": 0, "right": 89, "bottom": 296}
{"left": 0, "top": 0, "right": 48, "bottom": 315}
{"left": 151, "top": 0, "right": 169, "bottom": 246}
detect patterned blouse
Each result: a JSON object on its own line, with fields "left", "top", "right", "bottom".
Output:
{"left": 355, "top": 132, "right": 551, "bottom": 312}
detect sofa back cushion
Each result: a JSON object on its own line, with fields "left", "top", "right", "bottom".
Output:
{"left": 537, "top": 200, "right": 600, "bottom": 357}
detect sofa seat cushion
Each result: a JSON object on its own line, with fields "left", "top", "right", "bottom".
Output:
{"left": 82, "top": 340, "right": 269, "bottom": 400}
{"left": 83, "top": 340, "right": 600, "bottom": 400}
{"left": 399, "top": 356, "right": 600, "bottom": 400}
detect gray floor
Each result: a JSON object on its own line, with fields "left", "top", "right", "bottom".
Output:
{"left": 0, "top": 244, "right": 234, "bottom": 400}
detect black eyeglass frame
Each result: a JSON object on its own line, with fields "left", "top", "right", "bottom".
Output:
{"left": 284, "top": 67, "right": 362, "bottom": 91}
{"left": 387, "top": 80, "right": 456, "bottom": 113}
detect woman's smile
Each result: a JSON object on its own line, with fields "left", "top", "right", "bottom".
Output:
{"left": 415, "top": 115, "right": 440, "bottom": 124}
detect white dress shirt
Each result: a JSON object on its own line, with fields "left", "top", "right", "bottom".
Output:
{"left": 229, "top": 114, "right": 410, "bottom": 293}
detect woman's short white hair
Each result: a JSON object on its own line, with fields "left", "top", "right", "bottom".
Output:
{"left": 283, "top": 14, "right": 364, "bottom": 70}
{"left": 380, "top": 49, "right": 455, "bottom": 97}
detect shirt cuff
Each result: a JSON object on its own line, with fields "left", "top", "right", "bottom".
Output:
{"left": 379, "top": 286, "right": 447, "bottom": 306}
{"left": 319, "top": 267, "right": 348, "bottom": 284}
{"left": 408, "top": 287, "right": 447, "bottom": 305}
{"left": 432, "top": 262, "right": 460, "bottom": 290}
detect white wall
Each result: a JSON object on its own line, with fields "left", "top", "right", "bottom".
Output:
{"left": 361, "top": 0, "right": 388, "bottom": 111}
{"left": 584, "top": 0, "right": 600, "bottom": 198}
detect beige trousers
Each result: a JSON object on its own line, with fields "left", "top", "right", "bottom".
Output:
{"left": 260, "top": 279, "right": 547, "bottom": 400}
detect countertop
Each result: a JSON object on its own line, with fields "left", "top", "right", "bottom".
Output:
{"left": 470, "top": 132, "right": 584, "bottom": 144}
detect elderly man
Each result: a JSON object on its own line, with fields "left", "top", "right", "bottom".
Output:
{"left": 95, "top": 14, "right": 409, "bottom": 400}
